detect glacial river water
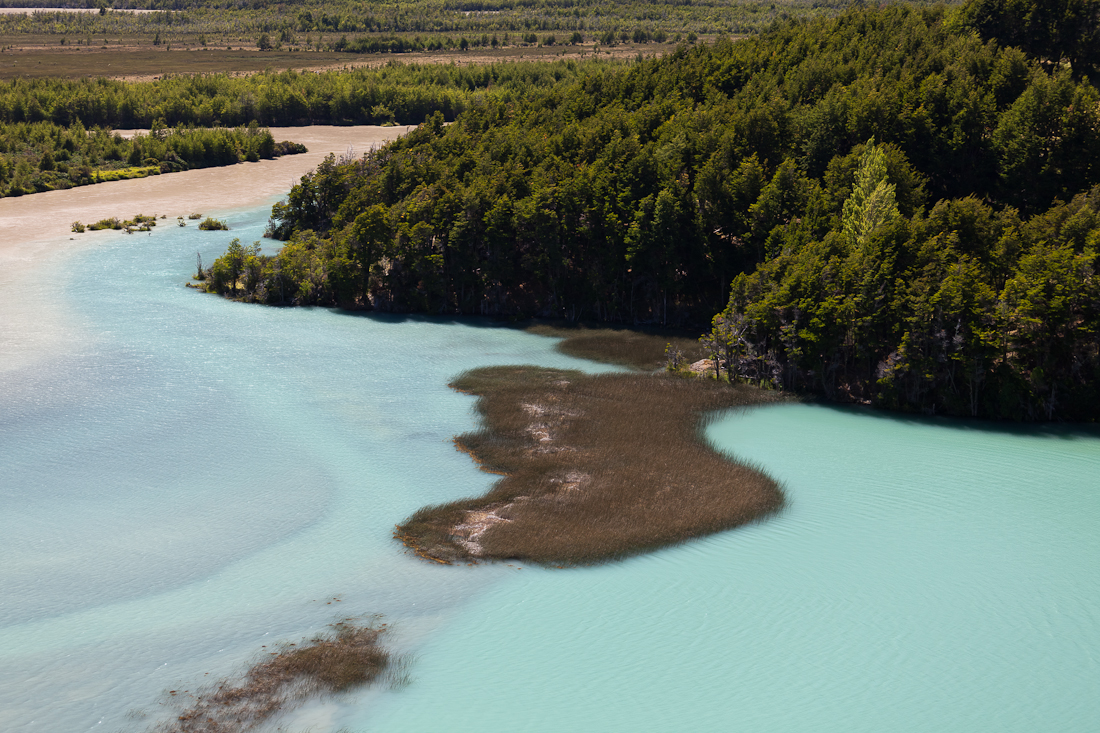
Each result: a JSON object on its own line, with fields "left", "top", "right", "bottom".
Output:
{"left": 2, "top": 203, "right": 1098, "bottom": 732}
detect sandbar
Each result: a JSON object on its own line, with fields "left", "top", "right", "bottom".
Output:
{"left": 0, "top": 125, "right": 411, "bottom": 374}
{"left": 0, "top": 125, "right": 411, "bottom": 251}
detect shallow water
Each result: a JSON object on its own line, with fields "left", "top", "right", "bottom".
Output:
{"left": 2, "top": 205, "right": 1098, "bottom": 732}
{"left": 363, "top": 406, "right": 1100, "bottom": 732}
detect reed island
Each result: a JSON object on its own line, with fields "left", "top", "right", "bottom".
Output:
{"left": 396, "top": 328, "right": 786, "bottom": 566}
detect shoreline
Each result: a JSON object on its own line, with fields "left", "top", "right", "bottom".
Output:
{"left": 0, "top": 125, "right": 412, "bottom": 249}
{"left": 0, "top": 124, "right": 412, "bottom": 376}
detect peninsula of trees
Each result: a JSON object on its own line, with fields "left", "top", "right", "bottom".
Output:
{"left": 0, "top": 121, "right": 304, "bottom": 196}
{"left": 202, "top": 2, "right": 1100, "bottom": 421}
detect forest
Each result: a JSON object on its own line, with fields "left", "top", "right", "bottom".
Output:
{"left": 0, "top": 120, "right": 303, "bottom": 195}
{"left": 0, "top": 59, "right": 613, "bottom": 195}
{"left": 0, "top": 59, "right": 612, "bottom": 127}
{"left": 202, "top": 3, "right": 1100, "bottom": 421}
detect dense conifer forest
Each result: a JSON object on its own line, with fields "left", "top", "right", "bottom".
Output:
{"left": 0, "top": 59, "right": 610, "bottom": 194}
{"left": 205, "top": 3, "right": 1100, "bottom": 421}
{"left": 0, "top": 60, "right": 606, "bottom": 127}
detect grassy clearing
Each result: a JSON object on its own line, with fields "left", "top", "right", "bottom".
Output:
{"left": 395, "top": 365, "right": 785, "bottom": 566}
{"left": 0, "top": 41, "right": 666, "bottom": 81}
{"left": 0, "top": 45, "right": 368, "bottom": 80}
{"left": 91, "top": 165, "right": 159, "bottom": 182}
{"left": 153, "top": 618, "right": 397, "bottom": 733}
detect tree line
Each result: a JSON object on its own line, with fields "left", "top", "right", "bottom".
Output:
{"left": 0, "top": 59, "right": 616, "bottom": 128}
{"left": 0, "top": 58, "right": 614, "bottom": 196}
{"left": 0, "top": 0, "right": 844, "bottom": 41}
{"left": 0, "top": 121, "right": 303, "bottom": 196}
{"left": 202, "top": 3, "right": 1099, "bottom": 420}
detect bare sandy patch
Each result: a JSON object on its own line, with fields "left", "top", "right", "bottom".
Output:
{"left": 0, "top": 125, "right": 410, "bottom": 375}
{"left": 0, "top": 125, "right": 411, "bottom": 250}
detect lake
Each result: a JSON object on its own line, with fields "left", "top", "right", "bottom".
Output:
{"left": 1, "top": 201, "right": 1098, "bottom": 732}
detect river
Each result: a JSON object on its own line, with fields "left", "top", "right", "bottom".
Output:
{"left": 1, "top": 163, "right": 1098, "bottom": 731}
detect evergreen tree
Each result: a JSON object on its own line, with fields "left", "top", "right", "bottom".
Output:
{"left": 841, "top": 139, "right": 900, "bottom": 250}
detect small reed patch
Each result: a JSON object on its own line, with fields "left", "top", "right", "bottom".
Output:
{"left": 151, "top": 618, "right": 395, "bottom": 733}
{"left": 395, "top": 366, "right": 786, "bottom": 566}
{"left": 525, "top": 322, "right": 705, "bottom": 370}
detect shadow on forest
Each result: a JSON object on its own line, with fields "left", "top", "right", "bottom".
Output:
{"left": 800, "top": 401, "right": 1100, "bottom": 441}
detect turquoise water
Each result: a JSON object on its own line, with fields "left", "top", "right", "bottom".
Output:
{"left": 1, "top": 204, "right": 1098, "bottom": 732}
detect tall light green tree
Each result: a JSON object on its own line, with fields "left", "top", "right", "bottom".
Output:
{"left": 841, "top": 138, "right": 900, "bottom": 249}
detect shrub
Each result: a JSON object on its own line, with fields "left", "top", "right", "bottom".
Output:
{"left": 124, "top": 213, "right": 157, "bottom": 227}
{"left": 198, "top": 217, "right": 228, "bottom": 231}
{"left": 275, "top": 141, "right": 308, "bottom": 155}
{"left": 90, "top": 166, "right": 159, "bottom": 182}
{"left": 88, "top": 217, "right": 122, "bottom": 230}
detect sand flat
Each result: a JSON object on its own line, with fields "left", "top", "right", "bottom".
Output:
{"left": 0, "top": 125, "right": 411, "bottom": 375}
{"left": 0, "top": 125, "right": 412, "bottom": 251}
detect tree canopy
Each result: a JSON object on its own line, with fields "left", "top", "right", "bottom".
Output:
{"left": 960, "top": 0, "right": 1100, "bottom": 77}
{"left": 208, "top": 4, "right": 1100, "bottom": 420}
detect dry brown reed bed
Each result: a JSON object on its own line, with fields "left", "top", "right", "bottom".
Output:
{"left": 395, "top": 365, "right": 785, "bottom": 566}
{"left": 524, "top": 322, "right": 705, "bottom": 370}
{"left": 152, "top": 619, "right": 395, "bottom": 733}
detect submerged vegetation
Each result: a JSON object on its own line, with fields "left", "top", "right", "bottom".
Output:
{"left": 525, "top": 322, "right": 705, "bottom": 370}
{"left": 153, "top": 618, "right": 396, "bottom": 733}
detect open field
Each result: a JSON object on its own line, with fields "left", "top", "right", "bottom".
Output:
{"left": 0, "top": 38, "right": 671, "bottom": 80}
{"left": 0, "top": 0, "right": 827, "bottom": 81}
{"left": 0, "top": 6, "right": 162, "bottom": 13}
